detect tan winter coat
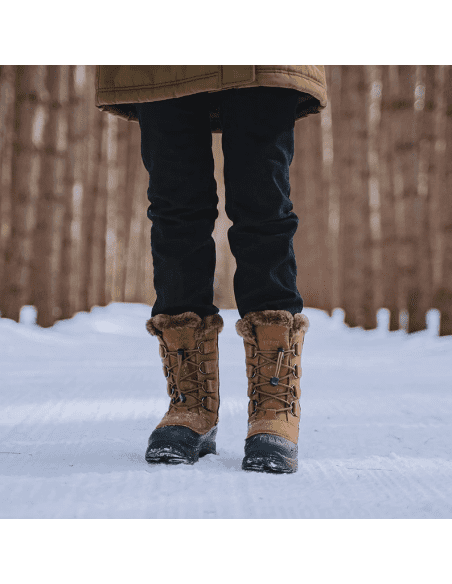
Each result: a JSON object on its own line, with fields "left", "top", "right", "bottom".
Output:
{"left": 95, "top": 65, "right": 327, "bottom": 133}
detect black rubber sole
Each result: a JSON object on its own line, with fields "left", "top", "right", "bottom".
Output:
{"left": 242, "top": 433, "right": 298, "bottom": 474}
{"left": 145, "top": 425, "right": 218, "bottom": 465}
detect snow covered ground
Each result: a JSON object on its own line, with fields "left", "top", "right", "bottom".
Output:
{"left": 0, "top": 303, "right": 451, "bottom": 519}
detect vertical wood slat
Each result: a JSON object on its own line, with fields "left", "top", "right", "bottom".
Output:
{"left": 78, "top": 65, "right": 98, "bottom": 313}
{"left": 59, "top": 65, "right": 76, "bottom": 320}
{"left": 357, "top": 66, "right": 375, "bottom": 330}
{"left": 366, "top": 66, "right": 383, "bottom": 314}
{"left": 429, "top": 65, "right": 452, "bottom": 335}
{"left": 112, "top": 118, "right": 129, "bottom": 303}
{"left": 320, "top": 67, "right": 334, "bottom": 315}
{"left": 327, "top": 65, "right": 342, "bottom": 312}
{"left": 415, "top": 65, "right": 434, "bottom": 326}
{"left": 137, "top": 133, "right": 155, "bottom": 307}
{"left": 397, "top": 66, "right": 426, "bottom": 332}
{"left": 70, "top": 67, "right": 90, "bottom": 315}
{"left": 2, "top": 67, "right": 37, "bottom": 321}
{"left": 291, "top": 111, "right": 308, "bottom": 308}
{"left": 0, "top": 65, "right": 16, "bottom": 316}
{"left": 293, "top": 116, "right": 321, "bottom": 309}
{"left": 429, "top": 66, "right": 447, "bottom": 297}
{"left": 119, "top": 120, "right": 139, "bottom": 301}
{"left": 334, "top": 65, "right": 351, "bottom": 322}
{"left": 105, "top": 113, "right": 118, "bottom": 305}
{"left": 51, "top": 65, "right": 70, "bottom": 323}
{"left": 438, "top": 66, "right": 452, "bottom": 335}
{"left": 124, "top": 123, "right": 148, "bottom": 303}
{"left": 379, "top": 66, "right": 400, "bottom": 330}
{"left": 338, "top": 65, "right": 354, "bottom": 324}
{"left": 92, "top": 107, "right": 109, "bottom": 308}
{"left": 133, "top": 132, "right": 153, "bottom": 306}
{"left": 212, "top": 132, "right": 236, "bottom": 310}
{"left": 339, "top": 66, "right": 374, "bottom": 328}
{"left": 305, "top": 113, "right": 328, "bottom": 310}
{"left": 32, "top": 66, "right": 61, "bottom": 327}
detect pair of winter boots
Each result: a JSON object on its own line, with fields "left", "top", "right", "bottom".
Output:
{"left": 145, "top": 309, "right": 309, "bottom": 474}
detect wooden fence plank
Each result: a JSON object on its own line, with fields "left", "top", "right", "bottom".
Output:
{"left": 0, "top": 65, "right": 16, "bottom": 316}
{"left": 438, "top": 66, "right": 452, "bottom": 335}
{"left": 2, "top": 67, "right": 37, "bottom": 321}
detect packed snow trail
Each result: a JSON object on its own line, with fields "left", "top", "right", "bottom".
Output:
{"left": 0, "top": 304, "right": 451, "bottom": 518}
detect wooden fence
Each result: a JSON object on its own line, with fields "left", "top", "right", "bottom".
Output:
{"left": 0, "top": 66, "right": 451, "bottom": 334}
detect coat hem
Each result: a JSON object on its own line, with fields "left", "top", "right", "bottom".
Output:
{"left": 95, "top": 66, "right": 328, "bottom": 130}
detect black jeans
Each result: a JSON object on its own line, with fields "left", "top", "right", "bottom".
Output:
{"left": 135, "top": 86, "right": 303, "bottom": 319}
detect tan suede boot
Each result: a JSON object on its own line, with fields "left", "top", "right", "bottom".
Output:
{"left": 145, "top": 311, "right": 224, "bottom": 465}
{"left": 235, "top": 310, "right": 310, "bottom": 473}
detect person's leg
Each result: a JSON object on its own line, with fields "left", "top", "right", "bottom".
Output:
{"left": 219, "top": 86, "right": 307, "bottom": 474}
{"left": 218, "top": 86, "right": 303, "bottom": 318}
{"left": 136, "top": 93, "right": 220, "bottom": 319}
{"left": 137, "top": 95, "right": 223, "bottom": 465}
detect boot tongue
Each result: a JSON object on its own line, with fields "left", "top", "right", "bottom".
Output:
{"left": 162, "top": 327, "right": 197, "bottom": 350}
{"left": 254, "top": 324, "right": 290, "bottom": 350}
{"left": 253, "top": 325, "right": 291, "bottom": 421}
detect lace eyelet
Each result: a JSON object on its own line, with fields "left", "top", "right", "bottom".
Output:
{"left": 197, "top": 341, "right": 204, "bottom": 354}
{"left": 293, "top": 364, "right": 299, "bottom": 378}
{"left": 290, "top": 400, "right": 297, "bottom": 417}
{"left": 198, "top": 361, "right": 207, "bottom": 375}
{"left": 253, "top": 399, "right": 257, "bottom": 413}
{"left": 179, "top": 393, "right": 186, "bottom": 403}
{"left": 164, "top": 365, "right": 169, "bottom": 378}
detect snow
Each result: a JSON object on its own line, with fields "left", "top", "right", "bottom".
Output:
{"left": 0, "top": 303, "right": 451, "bottom": 519}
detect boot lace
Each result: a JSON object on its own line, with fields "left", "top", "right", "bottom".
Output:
{"left": 249, "top": 346, "right": 299, "bottom": 416}
{"left": 162, "top": 345, "right": 212, "bottom": 413}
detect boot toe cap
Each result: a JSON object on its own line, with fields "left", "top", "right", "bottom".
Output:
{"left": 145, "top": 425, "right": 217, "bottom": 465}
{"left": 242, "top": 433, "right": 298, "bottom": 474}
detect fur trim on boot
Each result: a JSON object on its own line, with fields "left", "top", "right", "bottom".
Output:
{"left": 146, "top": 311, "right": 224, "bottom": 342}
{"left": 235, "top": 310, "right": 309, "bottom": 344}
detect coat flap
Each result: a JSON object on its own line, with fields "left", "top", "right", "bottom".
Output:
{"left": 220, "top": 66, "right": 255, "bottom": 88}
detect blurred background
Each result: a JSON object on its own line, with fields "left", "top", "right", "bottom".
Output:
{"left": 0, "top": 65, "right": 451, "bottom": 334}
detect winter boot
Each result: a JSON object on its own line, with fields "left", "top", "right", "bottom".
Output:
{"left": 235, "top": 310, "right": 309, "bottom": 473}
{"left": 145, "top": 312, "right": 224, "bottom": 465}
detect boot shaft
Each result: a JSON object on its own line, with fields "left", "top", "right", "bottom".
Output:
{"left": 236, "top": 310, "right": 309, "bottom": 443}
{"left": 146, "top": 312, "right": 224, "bottom": 434}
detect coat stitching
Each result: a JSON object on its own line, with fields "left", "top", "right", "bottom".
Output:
{"left": 253, "top": 70, "right": 325, "bottom": 90}
{"left": 96, "top": 69, "right": 325, "bottom": 95}
{"left": 96, "top": 72, "right": 219, "bottom": 94}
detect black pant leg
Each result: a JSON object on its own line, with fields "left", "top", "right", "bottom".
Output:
{"left": 136, "top": 94, "right": 220, "bottom": 318}
{"left": 218, "top": 86, "right": 303, "bottom": 318}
